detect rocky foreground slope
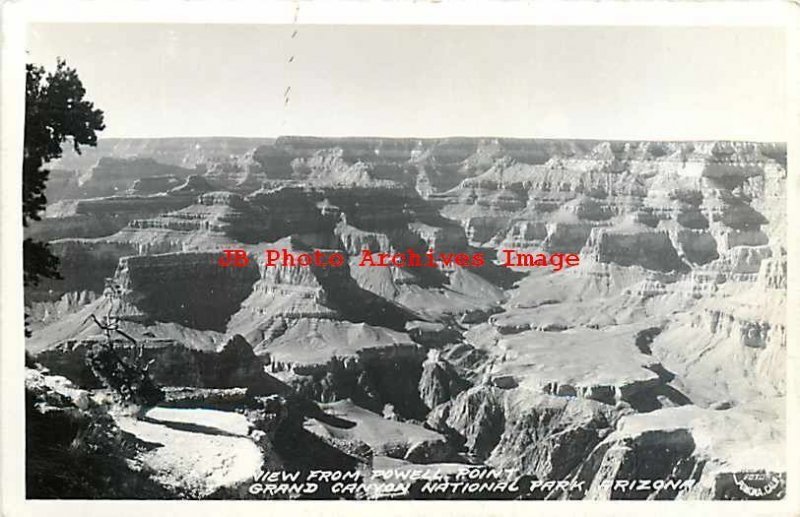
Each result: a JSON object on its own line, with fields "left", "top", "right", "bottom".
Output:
{"left": 25, "top": 137, "right": 786, "bottom": 500}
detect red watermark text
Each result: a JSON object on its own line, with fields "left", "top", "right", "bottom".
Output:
{"left": 218, "top": 248, "right": 581, "bottom": 272}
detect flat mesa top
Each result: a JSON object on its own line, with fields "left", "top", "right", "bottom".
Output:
{"left": 492, "top": 324, "right": 661, "bottom": 391}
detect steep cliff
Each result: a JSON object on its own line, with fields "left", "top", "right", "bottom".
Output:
{"left": 116, "top": 252, "right": 260, "bottom": 331}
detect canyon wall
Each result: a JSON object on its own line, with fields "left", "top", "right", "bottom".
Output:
{"left": 25, "top": 136, "right": 786, "bottom": 500}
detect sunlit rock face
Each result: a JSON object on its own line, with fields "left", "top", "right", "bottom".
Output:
{"left": 75, "top": 157, "right": 197, "bottom": 198}
{"left": 488, "top": 392, "right": 620, "bottom": 483}
{"left": 200, "top": 149, "right": 271, "bottom": 191}
{"left": 26, "top": 137, "right": 786, "bottom": 500}
{"left": 418, "top": 350, "right": 471, "bottom": 410}
{"left": 427, "top": 384, "right": 507, "bottom": 461}
{"left": 128, "top": 189, "right": 274, "bottom": 245}
{"left": 583, "top": 228, "right": 687, "bottom": 273}
{"left": 128, "top": 175, "right": 185, "bottom": 195}
{"left": 554, "top": 399, "right": 786, "bottom": 500}
{"left": 437, "top": 141, "right": 783, "bottom": 261}
{"left": 649, "top": 255, "right": 786, "bottom": 406}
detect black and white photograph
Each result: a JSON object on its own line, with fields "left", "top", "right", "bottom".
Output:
{"left": 1, "top": 0, "right": 797, "bottom": 513}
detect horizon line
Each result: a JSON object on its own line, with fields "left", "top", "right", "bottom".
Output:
{"left": 88, "top": 135, "right": 788, "bottom": 145}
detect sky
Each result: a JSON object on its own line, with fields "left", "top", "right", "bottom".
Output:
{"left": 26, "top": 23, "right": 787, "bottom": 141}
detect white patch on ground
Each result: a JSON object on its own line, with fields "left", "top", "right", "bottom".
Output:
{"left": 114, "top": 407, "right": 261, "bottom": 497}
{"left": 142, "top": 407, "right": 252, "bottom": 436}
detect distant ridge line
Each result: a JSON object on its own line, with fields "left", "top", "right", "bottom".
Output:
{"left": 93, "top": 135, "right": 785, "bottom": 145}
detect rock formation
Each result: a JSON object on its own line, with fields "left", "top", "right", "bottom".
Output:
{"left": 24, "top": 136, "right": 786, "bottom": 500}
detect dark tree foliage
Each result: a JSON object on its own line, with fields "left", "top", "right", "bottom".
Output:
{"left": 84, "top": 281, "right": 165, "bottom": 407}
{"left": 23, "top": 59, "right": 105, "bottom": 287}
{"left": 87, "top": 345, "right": 165, "bottom": 407}
{"left": 23, "top": 238, "right": 62, "bottom": 285}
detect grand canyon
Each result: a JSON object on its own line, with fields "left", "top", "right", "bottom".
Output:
{"left": 24, "top": 136, "right": 786, "bottom": 500}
